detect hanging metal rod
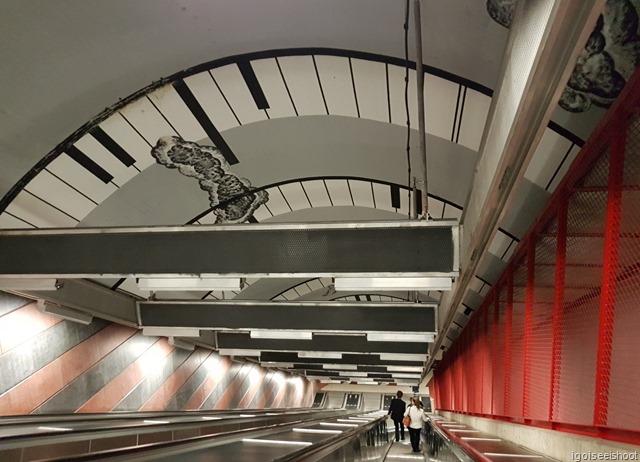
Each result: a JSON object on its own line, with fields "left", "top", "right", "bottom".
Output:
{"left": 414, "top": 0, "right": 429, "bottom": 219}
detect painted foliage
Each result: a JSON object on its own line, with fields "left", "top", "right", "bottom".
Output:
{"left": 487, "top": 0, "right": 640, "bottom": 112}
{"left": 152, "top": 136, "right": 268, "bottom": 223}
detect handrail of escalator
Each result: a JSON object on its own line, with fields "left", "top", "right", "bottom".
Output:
{"left": 1, "top": 408, "right": 345, "bottom": 449}
{"left": 0, "top": 408, "right": 341, "bottom": 447}
{"left": 424, "top": 417, "right": 476, "bottom": 462}
{"left": 0, "top": 406, "right": 313, "bottom": 427}
{"left": 35, "top": 410, "right": 361, "bottom": 462}
{"left": 271, "top": 414, "right": 390, "bottom": 462}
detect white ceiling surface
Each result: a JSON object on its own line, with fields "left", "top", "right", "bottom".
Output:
{"left": 0, "top": 0, "right": 507, "bottom": 200}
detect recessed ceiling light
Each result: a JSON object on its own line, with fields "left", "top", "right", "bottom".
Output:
{"left": 138, "top": 277, "right": 243, "bottom": 291}
{"left": 367, "top": 333, "right": 435, "bottom": 342}
{"left": 142, "top": 327, "right": 200, "bottom": 337}
{"left": 298, "top": 351, "right": 343, "bottom": 359}
{"left": 218, "top": 349, "right": 261, "bottom": 357}
{"left": 250, "top": 330, "right": 313, "bottom": 340}
{"left": 334, "top": 277, "right": 452, "bottom": 291}
{"left": 322, "top": 364, "right": 357, "bottom": 370}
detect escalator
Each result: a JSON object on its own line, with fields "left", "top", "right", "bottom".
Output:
{"left": 1, "top": 392, "right": 485, "bottom": 462}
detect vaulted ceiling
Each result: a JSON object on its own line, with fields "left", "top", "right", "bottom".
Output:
{"left": 1, "top": 0, "right": 635, "bottom": 385}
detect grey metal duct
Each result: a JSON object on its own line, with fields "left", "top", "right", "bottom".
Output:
{"left": 139, "top": 301, "right": 436, "bottom": 333}
{"left": 260, "top": 352, "right": 423, "bottom": 367}
{"left": 0, "top": 221, "right": 459, "bottom": 278}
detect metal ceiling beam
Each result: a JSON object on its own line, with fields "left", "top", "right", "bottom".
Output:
{"left": 216, "top": 332, "right": 429, "bottom": 354}
{"left": 0, "top": 221, "right": 459, "bottom": 278}
{"left": 289, "top": 364, "right": 414, "bottom": 373}
{"left": 16, "top": 278, "right": 138, "bottom": 326}
{"left": 301, "top": 370, "right": 396, "bottom": 379}
{"left": 260, "top": 352, "right": 423, "bottom": 367}
{"left": 430, "top": 0, "right": 605, "bottom": 368}
{"left": 139, "top": 301, "right": 436, "bottom": 333}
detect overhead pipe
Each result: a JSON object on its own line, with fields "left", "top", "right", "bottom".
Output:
{"left": 414, "top": 0, "right": 429, "bottom": 219}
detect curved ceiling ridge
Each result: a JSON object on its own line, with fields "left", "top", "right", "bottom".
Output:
{"left": 188, "top": 175, "right": 464, "bottom": 224}
{"left": 188, "top": 175, "right": 520, "bottom": 245}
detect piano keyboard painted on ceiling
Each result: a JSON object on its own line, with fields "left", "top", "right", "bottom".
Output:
{"left": 1, "top": 53, "right": 497, "bottom": 231}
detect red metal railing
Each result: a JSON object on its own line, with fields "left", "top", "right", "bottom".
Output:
{"left": 430, "top": 69, "right": 640, "bottom": 446}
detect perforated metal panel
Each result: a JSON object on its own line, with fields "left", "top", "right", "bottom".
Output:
{"left": 139, "top": 301, "right": 436, "bottom": 332}
{"left": 463, "top": 0, "right": 555, "bottom": 252}
{"left": 0, "top": 221, "right": 458, "bottom": 277}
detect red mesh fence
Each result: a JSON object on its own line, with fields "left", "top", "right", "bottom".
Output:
{"left": 482, "top": 301, "right": 494, "bottom": 415}
{"left": 492, "top": 284, "right": 506, "bottom": 415}
{"left": 607, "top": 112, "right": 640, "bottom": 431}
{"left": 431, "top": 70, "right": 640, "bottom": 444}
{"left": 525, "top": 231, "right": 554, "bottom": 421}
{"left": 508, "top": 255, "right": 526, "bottom": 418}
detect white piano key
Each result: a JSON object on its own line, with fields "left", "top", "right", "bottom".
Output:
{"left": 279, "top": 182, "right": 311, "bottom": 210}
{"left": 351, "top": 59, "right": 388, "bottom": 123}
{"left": 457, "top": 89, "right": 491, "bottom": 151}
{"left": 251, "top": 58, "right": 296, "bottom": 119}
{"left": 5, "top": 190, "right": 77, "bottom": 228}
{"left": 277, "top": 56, "right": 326, "bottom": 116}
{"left": 184, "top": 71, "right": 241, "bottom": 132}
{"left": 99, "top": 113, "right": 156, "bottom": 170}
{"left": 74, "top": 134, "right": 137, "bottom": 187}
{"left": 210, "top": 64, "right": 268, "bottom": 124}
{"left": 349, "top": 180, "right": 375, "bottom": 208}
{"left": 46, "top": 154, "right": 117, "bottom": 204}
{"left": 25, "top": 170, "right": 96, "bottom": 221}
{"left": 314, "top": 56, "right": 357, "bottom": 117}
{"left": 119, "top": 95, "right": 178, "bottom": 147}
{"left": 147, "top": 85, "right": 207, "bottom": 142}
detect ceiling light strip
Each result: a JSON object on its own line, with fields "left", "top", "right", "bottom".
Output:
{"left": 138, "top": 277, "right": 243, "bottom": 291}
{"left": 299, "top": 351, "right": 343, "bottom": 359}
{"left": 367, "top": 332, "right": 435, "bottom": 342}
{"left": 250, "top": 330, "right": 313, "bottom": 340}
{"left": 334, "top": 277, "right": 452, "bottom": 291}
{"left": 142, "top": 327, "right": 200, "bottom": 337}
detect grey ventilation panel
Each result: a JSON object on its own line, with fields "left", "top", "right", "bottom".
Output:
{"left": 0, "top": 221, "right": 459, "bottom": 278}
{"left": 139, "top": 301, "right": 436, "bottom": 333}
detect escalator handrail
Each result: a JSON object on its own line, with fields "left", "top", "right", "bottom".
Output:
{"left": 36, "top": 410, "right": 361, "bottom": 462}
{"left": 0, "top": 408, "right": 338, "bottom": 447}
{"left": 427, "top": 418, "right": 476, "bottom": 462}
{"left": 0, "top": 406, "right": 312, "bottom": 427}
{"left": 272, "top": 415, "right": 389, "bottom": 462}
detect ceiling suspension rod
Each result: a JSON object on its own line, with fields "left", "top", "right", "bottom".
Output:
{"left": 414, "top": 0, "right": 429, "bottom": 219}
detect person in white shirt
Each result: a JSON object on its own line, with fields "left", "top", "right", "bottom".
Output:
{"left": 403, "top": 396, "right": 427, "bottom": 453}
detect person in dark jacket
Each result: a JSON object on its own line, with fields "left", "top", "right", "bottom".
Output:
{"left": 387, "top": 390, "right": 407, "bottom": 441}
